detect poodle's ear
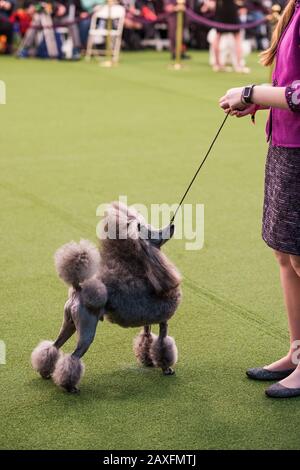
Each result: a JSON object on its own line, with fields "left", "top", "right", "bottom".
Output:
{"left": 140, "top": 242, "right": 181, "bottom": 295}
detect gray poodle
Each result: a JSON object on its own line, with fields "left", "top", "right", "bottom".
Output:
{"left": 31, "top": 202, "right": 182, "bottom": 393}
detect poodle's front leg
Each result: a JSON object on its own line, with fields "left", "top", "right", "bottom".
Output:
{"left": 31, "top": 302, "right": 75, "bottom": 379}
{"left": 150, "top": 322, "right": 178, "bottom": 376}
{"left": 53, "top": 303, "right": 76, "bottom": 349}
{"left": 52, "top": 306, "right": 100, "bottom": 393}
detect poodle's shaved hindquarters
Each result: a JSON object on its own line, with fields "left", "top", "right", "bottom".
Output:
{"left": 31, "top": 202, "right": 182, "bottom": 393}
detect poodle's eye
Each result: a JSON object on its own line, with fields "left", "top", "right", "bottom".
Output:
{"left": 137, "top": 223, "right": 141, "bottom": 231}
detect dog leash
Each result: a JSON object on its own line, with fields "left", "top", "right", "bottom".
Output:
{"left": 170, "top": 113, "right": 230, "bottom": 224}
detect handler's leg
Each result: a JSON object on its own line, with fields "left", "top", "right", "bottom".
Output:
{"left": 150, "top": 322, "right": 178, "bottom": 376}
{"left": 265, "top": 250, "right": 300, "bottom": 372}
{"left": 275, "top": 254, "right": 300, "bottom": 388}
{"left": 52, "top": 307, "right": 99, "bottom": 393}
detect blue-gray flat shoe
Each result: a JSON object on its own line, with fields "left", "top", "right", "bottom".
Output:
{"left": 265, "top": 382, "right": 300, "bottom": 398}
{"left": 246, "top": 367, "right": 295, "bottom": 381}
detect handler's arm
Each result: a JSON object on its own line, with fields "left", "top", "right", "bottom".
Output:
{"left": 219, "top": 85, "right": 291, "bottom": 116}
{"left": 252, "top": 86, "right": 288, "bottom": 110}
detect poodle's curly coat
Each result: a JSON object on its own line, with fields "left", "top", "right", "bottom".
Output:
{"left": 31, "top": 202, "right": 182, "bottom": 393}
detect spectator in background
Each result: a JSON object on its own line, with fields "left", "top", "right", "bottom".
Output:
{"left": 244, "top": 0, "right": 271, "bottom": 50}
{"left": 10, "top": 1, "right": 35, "bottom": 37}
{"left": 122, "top": 0, "right": 157, "bottom": 50}
{"left": 136, "top": 0, "right": 157, "bottom": 39}
{"left": 190, "top": 0, "right": 215, "bottom": 49}
{"left": 75, "top": 0, "right": 106, "bottom": 49}
{"left": 0, "top": 0, "right": 15, "bottom": 54}
{"left": 212, "top": 0, "right": 242, "bottom": 72}
{"left": 122, "top": 0, "right": 144, "bottom": 50}
{"left": 18, "top": 1, "right": 82, "bottom": 59}
{"left": 164, "top": 0, "right": 190, "bottom": 60}
{"left": 55, "top": 0, "right": 82, "bottom": 57}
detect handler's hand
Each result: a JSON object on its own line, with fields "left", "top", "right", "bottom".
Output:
{"left": 233, "top": 104, "right": 258, "bottom": 118}
{"left": 219, "top": 87, "right": 248, "bottom": 114}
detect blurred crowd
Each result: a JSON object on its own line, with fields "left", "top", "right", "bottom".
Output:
{"left": 0, "top": 0, "right": 288, "bottom": 59}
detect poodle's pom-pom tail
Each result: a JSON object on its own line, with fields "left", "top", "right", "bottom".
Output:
{"left": 52, "top": 353, "right": 84, "bottom": 392}
{"left": 31, "top": 341, "right": 60, "bottom": 379}
{"left": 133, "top": 330, "right": 157, "bottom": 367}
{"left": 81, "top": 277, "right": 108, "bottom": 310}
{"left": 150, "top": 336, "right": 178, "bottom": 370}
{"left": 54, "top": 239, "right": 100, "bottom": 287}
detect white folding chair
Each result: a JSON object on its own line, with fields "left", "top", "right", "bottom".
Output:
{"left": 86, "top": 4, "right": 125, "bottom": 63}
{"left": 17, "top": 11, "right": 58, "bottom": 58}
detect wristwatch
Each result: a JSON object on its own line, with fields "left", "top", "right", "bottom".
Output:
{"left": 241, "top": 85, "right": 256, "bottom": 105}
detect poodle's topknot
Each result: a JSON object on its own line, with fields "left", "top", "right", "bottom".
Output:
{"left": 54, "top": 239, "right": 100, "bottom": 287}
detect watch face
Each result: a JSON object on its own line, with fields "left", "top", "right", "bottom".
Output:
{"left": 244, "top": 87, "right": 253, "bottom": 103}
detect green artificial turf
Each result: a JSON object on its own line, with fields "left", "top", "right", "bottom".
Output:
{"left": 1, "top": 51, "right": 299, "bottom": 450}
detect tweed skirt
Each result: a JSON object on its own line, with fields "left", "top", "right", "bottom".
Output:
{"left": 263, "top": 145, "right": 300, "bottom": 255}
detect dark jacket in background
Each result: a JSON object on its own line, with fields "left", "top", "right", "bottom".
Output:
{"left": 0, "top": 0, "right": 15, "bottom": 52}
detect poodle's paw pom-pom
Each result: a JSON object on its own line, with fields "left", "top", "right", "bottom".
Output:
{"left": 52, "top": 354, "right": 85, "bottom": 392}
{"left": 150, "top": 335, "right": 178, "bottom": 370}
{"left": 31, "top": 341, "right": 60, "bottom": 379}
{"left": 54, "top": 239, "right": 100, "bottom": 286}
{"left": 133, "top": 330, "right": 157, "bottom": 367}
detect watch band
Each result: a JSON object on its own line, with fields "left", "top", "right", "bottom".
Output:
{"left": 242, "top": 85, "right": 256, "bottom": 105}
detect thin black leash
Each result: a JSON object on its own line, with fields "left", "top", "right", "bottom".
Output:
{"left": 170, "top": 113, "right": 230, "bottom": 224}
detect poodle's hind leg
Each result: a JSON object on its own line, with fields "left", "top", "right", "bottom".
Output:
{"left": 52, "top": 306, "right": 99, "bottom": 393}
{"left": 31, "top": 303, "right": 75, "bottom": 379}
{"left": 133, "top": 325, "right": 157, "bottom": 368}
{"left": 150, "top": 322, "right": 178, "bottom": 376}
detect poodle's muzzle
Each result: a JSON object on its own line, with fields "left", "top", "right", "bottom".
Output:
{"left": 140, "top": 223, "right": 175, "bottom": 248}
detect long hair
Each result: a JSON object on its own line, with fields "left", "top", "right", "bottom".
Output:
{"left": 260, "top": 0, "right": 296, "bottom": 66}
{"left": 139, "top": 241, "right": 181, "bottom": 295}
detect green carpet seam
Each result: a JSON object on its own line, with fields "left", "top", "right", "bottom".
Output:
{"left": 183, "top": 274, "right": 288, "bottom": 344}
